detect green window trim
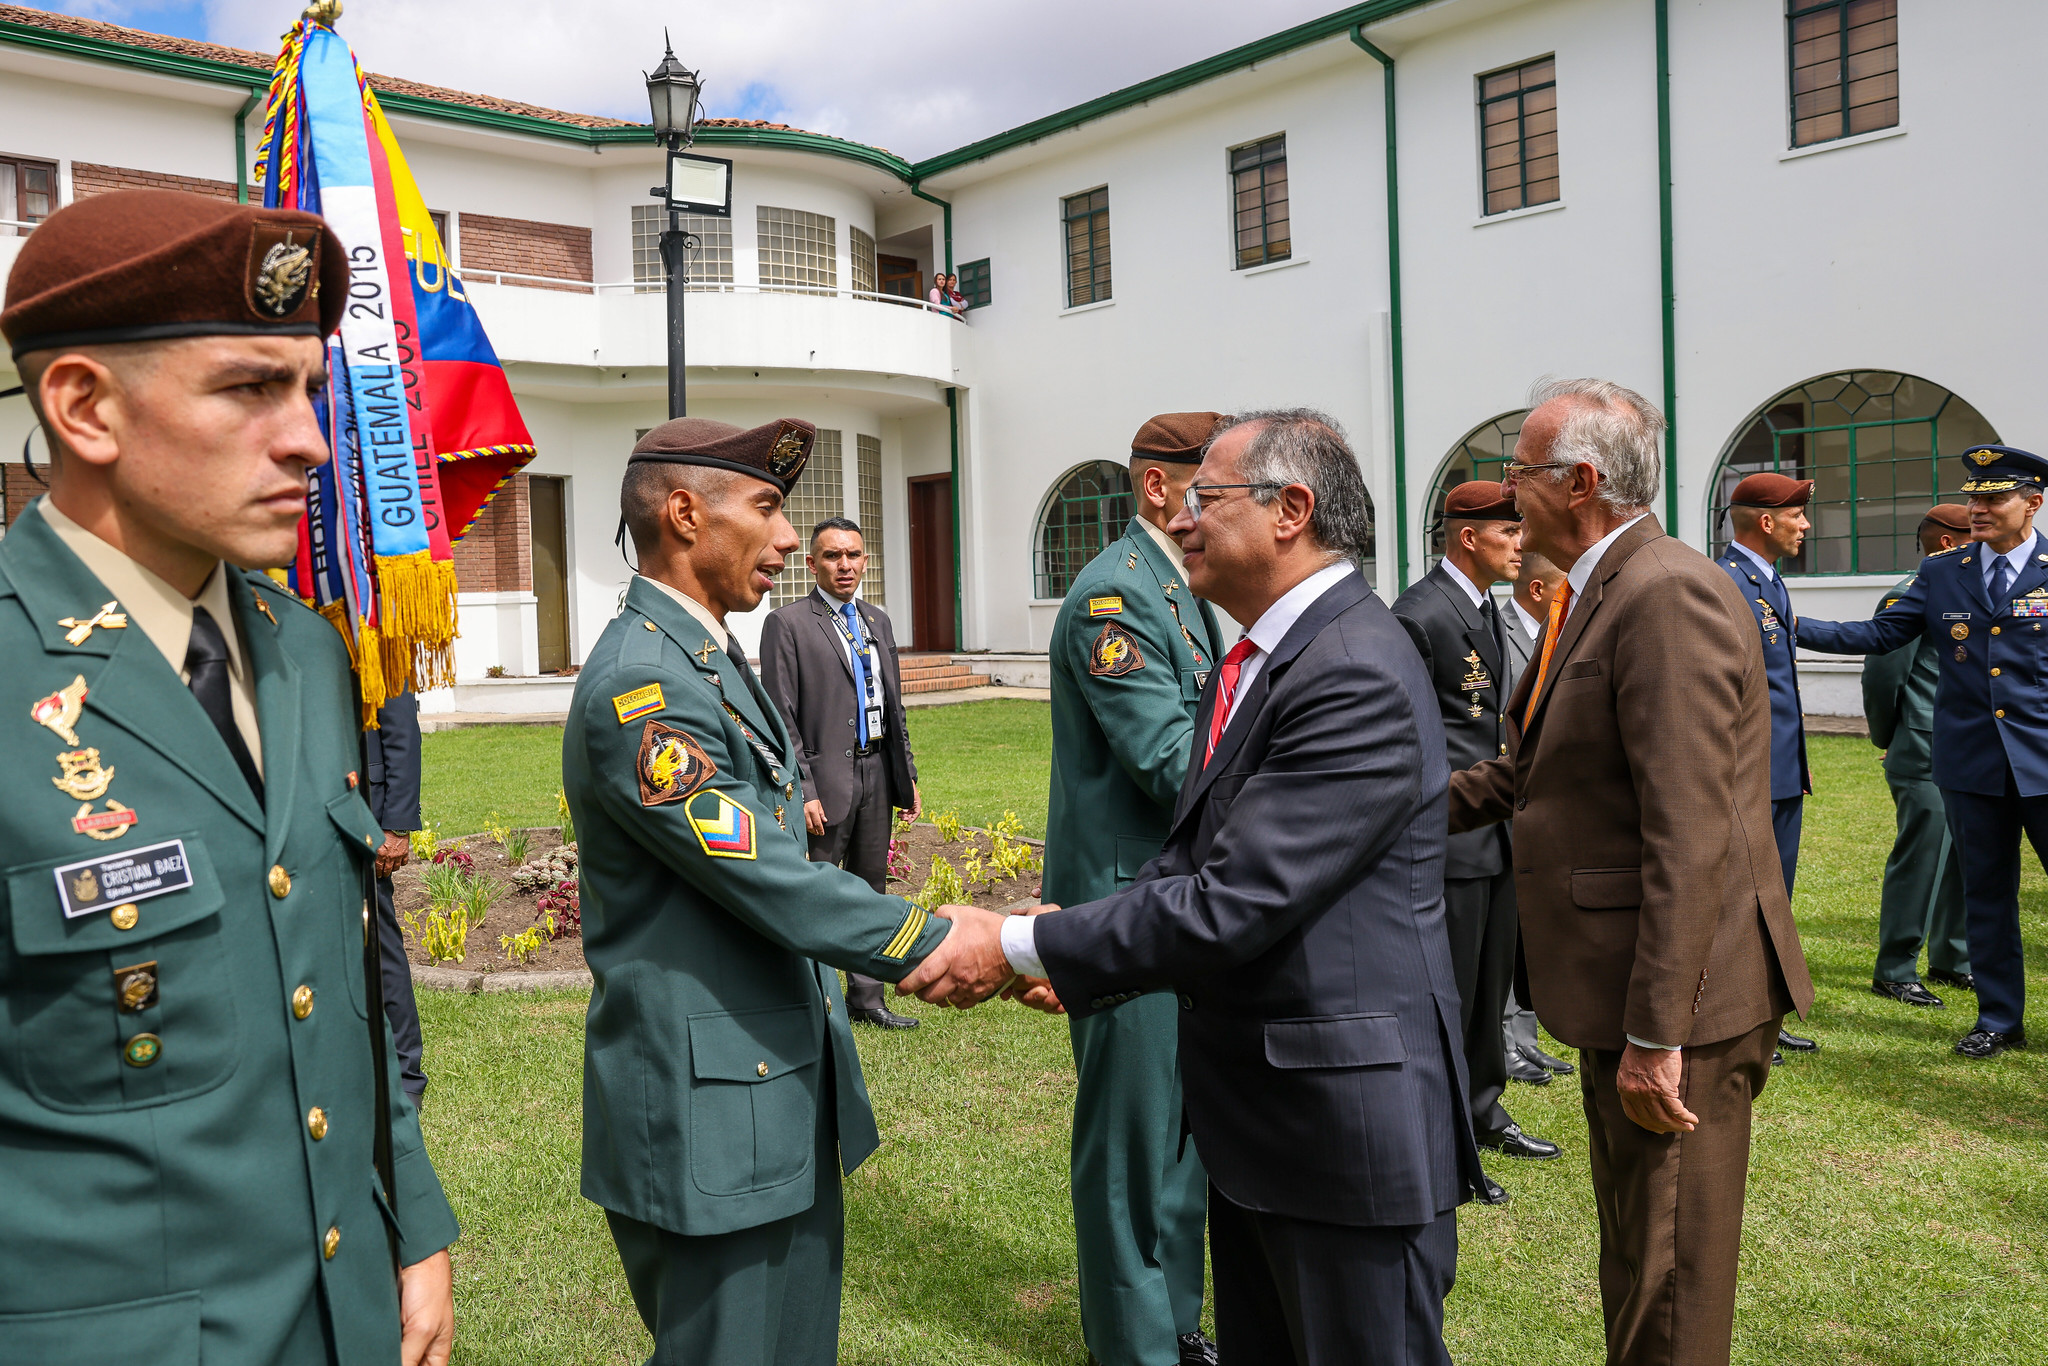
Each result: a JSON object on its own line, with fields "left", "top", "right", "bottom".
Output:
{"left": 1787, "top": 0, "right": 1899, "bottom": 149}
{"left": 1425, "top": 411, "right": 1526, "bottom": 569}
{"left": 1709, "top": 372, "right": 1998, "bottom": 577}
{"left": 957, "top": 257, "right": 992, "bottom": 309}
{"left": 1034, "top": 461, "right": 1133, "bottom": 598}
{"left": 1479, "top": 56, "right": 1559, "bottom": 216}
{"left": 1230, "top": 135, "right": 1291, "bottom": 269}
{"left": 1062, "top": 188, "right": 1112, "bottom": 307}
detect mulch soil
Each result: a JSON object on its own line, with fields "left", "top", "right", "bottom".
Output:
{"left": 394, "top": 822, "right": 1042, "bottom": 975}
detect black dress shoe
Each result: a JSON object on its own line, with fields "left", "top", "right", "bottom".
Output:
{"left": 1477, "top": 1122, "right": 1561, "bottom": 1160}
{"left": 849, "top": 1007, "right": 920, "bottom": 1030}
{"left": 1522, "top": 1043, "right": 1575, "bottom": 1075}
{"left": 1778, "top": 1028, "right": 1819, "bottom": 1052}
{"left": 1929, "top": 969, "right": 1976, "bottom": 993}
{"left": 1506, "top": 1050, "right": 1553, "bottom": 1085}
{"left": 1771, "top": 1049, "right": 1784, "bottom": 1066}
{"left": 1177, "top": 1332, "right": 1220, "bottom": 1366}
{"left": 1475, "top": 1173, "right": 1511, "bottom": 1205}
{"left": 1872, "top": 979, "right": 1944, "bottom": 1008}
{"left": 1955, "top": 1027, "right": 2024, "bottom": 1060}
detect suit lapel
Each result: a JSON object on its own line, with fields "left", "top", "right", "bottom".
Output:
{"left": 1955, "top": 546, "right": 1996, "bottom": 616}
{"left": 810, "top": 593, "right": 857, "bottom": 682}
{"left": 236, "top": 573, "right": 300, "bottom": 864}
{"left": 3, "top": 505, "right": 267, "bottom": 835}
{"left": 1523, "top": 517, "right": 1665, "bottom": 738}
{"left": 2001, "top": 531, "right": 2048, "bottom": 605}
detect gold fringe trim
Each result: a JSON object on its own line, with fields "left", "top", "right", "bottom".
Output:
{"left": 376, "top": 551, "right": 459, "bottom": 649}
{"left": 318, "top": 599, "right": 356, "bottom": 666}
{"left": 356, "top": 621, "right": 388, "bottom": 729}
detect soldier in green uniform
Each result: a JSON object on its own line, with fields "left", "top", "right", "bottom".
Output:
{"left": 0, "top": 189, "right": 458, "bottom": 1364}
{"left": 566, "top": 415, "right": 1010, "bottom": 1366}
{"left": 1864, "top": 504, "right": 1973, "bottom": 1008}
{"left": 1043, "top": 412, "right": 1226, "bottom": 1366}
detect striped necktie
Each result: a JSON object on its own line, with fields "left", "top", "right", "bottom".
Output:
{"left": 1204, "top": 638, "right": 1260, "bottom": 768}
{"left": 1521, "top": 582, "right": 1573, "bottom": 729}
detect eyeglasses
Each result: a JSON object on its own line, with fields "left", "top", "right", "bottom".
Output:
{"left": 1501, "top": 458, "right": 1602, "bottom": 481}
{"left": 1181, "top": 482, "right": 1286, "bottom": 522}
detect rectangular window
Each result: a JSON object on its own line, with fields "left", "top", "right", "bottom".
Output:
{"left": 0, "top": 154, "right": 57, "bottom": 236}
{"left": 956, "top": 257, "right": 992, "bottom": 309}
{"left": 1063, "top": 188, "right": 1111, "bottom": 307}
{"left": 772, "top": 428, "right": 845, "bottom": 609}
{"left": 1479, "top": 57, "right": 1560, "bottom": 216}
{"left": 632, "top": 205, "right": 735, "bottom": 293}
{"left": 857, "top": 434, "right": 885, "bottom": 607}
{"left": 1230, "top": 135, "right": 1291, "bottom": 268}
{"left": 757, "top": 205, "right": 837, "bottom": 293}
{"left": 850, "top": 225, "right": 877, "bottom": 296}
{"left": 1788, "top": 0, "right": 1898, "bottom": 148}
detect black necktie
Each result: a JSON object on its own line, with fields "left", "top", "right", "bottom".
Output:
{"left": 1991, "top": 555, "right": 2014, "bottom": 604}
{"left": 1482, "top": 594, "right": 1507, "bottom": 665}
{"left": 187, "top": 606, "right": 264, "bottom": 805}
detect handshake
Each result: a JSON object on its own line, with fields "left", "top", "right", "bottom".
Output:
{"left": 895, "top": 903, "right": 1065, "bottom": 1013}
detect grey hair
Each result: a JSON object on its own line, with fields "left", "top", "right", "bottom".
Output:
{"left": 1208, "top": 407, "right": 1374, "bottom": 564}
{"left": 1525, "top": 377, "right": 1666, "bottom": 515}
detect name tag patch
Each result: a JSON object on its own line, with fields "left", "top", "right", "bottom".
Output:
{"left": 53, "top": 839, "right": 192, "bottom": 919}
{"left": 1088, "top": 596, "right": 1124, "bottom": 617}
{"left": 613, "top": 683, "right": 666, "bottom": 724}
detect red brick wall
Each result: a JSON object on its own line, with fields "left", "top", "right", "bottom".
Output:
{"left": 71, "top": 163, "right": 237, "bottom": 202}
{"left": 3, "top": 461, "right": 45, "bottom": 528}
{"left": 451, "top": 472, "right": 531, "bottom": 593}
{"left": 457, "top": 213, "right": 592, "bottom": 291}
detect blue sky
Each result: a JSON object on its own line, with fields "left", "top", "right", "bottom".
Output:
{"left": 39, "top": 0, "right": 1348, "bottom": 160}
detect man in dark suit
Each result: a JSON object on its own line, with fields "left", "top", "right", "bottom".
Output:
{"left": 1394, "top": 482, "right": 1558, "bottom": 1192}
{"left": 367, "top": 690, "right": 429, "bottom": 1098}
{"left": 1861, "top": 506, "right": 1971, "bottom": 1009}
{"left": 910, "top": 409, "right": 1482, "bottom": 1365}
{"left": 1452, "top": 378, "right": 1813, "bottom": 1366}
{"left": 761, "top": 515, "right": 923, "bottom": 1029}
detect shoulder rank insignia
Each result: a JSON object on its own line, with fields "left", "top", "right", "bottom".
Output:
{"left": 638, "top": 721, "right": 715, "bottom": 807}
{"left": 1126, "top": 552, "right": 1139, "bottom": 570}
{"left": 1089, "top": 622, "right": 1145, "bottom": 677}
{"left": 31, "top": 676, "right": 89, "bottom": 746}
{"left": 685, "top": 788, "right": 757, "bottom": 859}
{"left": 58, "top": 603, "right": 127, "bottom": 647}
{"left": 614, "top": 683, "right": 666, "bottom": 724}
{"left": 1088, "top": 595, "right": 1124, "bottom": 617}
{"left": 251, "top": 596, "right": 278, "bottom": 626}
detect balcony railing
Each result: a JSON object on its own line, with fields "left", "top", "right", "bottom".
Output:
{"left": 458, "top": 269, "right": 968, "bottom": 319}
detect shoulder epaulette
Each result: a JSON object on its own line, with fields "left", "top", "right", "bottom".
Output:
{"left": 1927, "top": 543, "right": 1968, "bottom": 558}
{"left": 242, "top": 570, "right": 318, "bottom": 619}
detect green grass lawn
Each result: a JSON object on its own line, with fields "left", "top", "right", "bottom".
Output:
{"left": 416, "top": 725, "right": 2048, "bottom": 1365}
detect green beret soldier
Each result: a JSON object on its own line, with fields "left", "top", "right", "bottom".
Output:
{"left": 1043, "top": 412, "right": 1225, "bottom": 1366}
{"left": 0, "top": 190, "right": 457, "bottom": 1363}
{"left": 567, "top": 416, "right": 1007, "bottom": 1365}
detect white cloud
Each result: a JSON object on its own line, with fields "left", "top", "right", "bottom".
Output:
{"left": 83, "top": 0, "right": 1351, "bottom": 161}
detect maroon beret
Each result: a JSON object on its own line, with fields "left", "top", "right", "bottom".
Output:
{"left": 1730, "top": 472, "right": 1814, "bottom": 508}
{"left": 1924, "top": 503, "right": 1971, "bottom": 532}
{"left": 631, "top": 415, "right": 816, "bottom": 494}
{"left": 1443, "top": 480, "right": 1520, "bottom": 521}
{"left": 1132, "top": 411, "right": 1227, "bottom": 464}
{"left": 2, "top": 189, "right": 345, "bottom": 361}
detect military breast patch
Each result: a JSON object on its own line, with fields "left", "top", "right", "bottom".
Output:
{"left": 638, "top": 722, "right": 715, "bottom": 807}
{"left": 614, "top": 683, "right": 666, "bottom": 725}
{"left": 685, "top": 789, "right": 757, "bottom": 859}
{"left": 1089, "top": 622, "right": 1145, "bottom": 677}
{"left": 1088, "top": 595, "right": 1124, "bottom": 617}
{"left": 247, "top": 223, "right": 315, "bottom": 318}
{"left": 2014, "top": 598, "right": 2048, "bottom": 618}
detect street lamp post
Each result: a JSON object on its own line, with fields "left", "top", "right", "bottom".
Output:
{"left": 646, "top": 35, "right": 703, "bottom": 419}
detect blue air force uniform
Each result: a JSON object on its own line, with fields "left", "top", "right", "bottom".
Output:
{"left": 1797, "top": 446, "right": 2048, "bottom": 1049}
{"left": 1715, "top": 540, "right": 1810, "bottom": 896}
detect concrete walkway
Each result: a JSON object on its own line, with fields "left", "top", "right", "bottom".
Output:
{"left": 420, "top": 685, "right": 1050, "bottom": 732}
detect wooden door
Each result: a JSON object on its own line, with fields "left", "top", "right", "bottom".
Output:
{"left": 528, "top": 475, "right": 571, "bottom": 673}
{"left": 908, "top": 474, "right": 955, "bottom": 652}
{"left": 878, "top": 254, "right": 922, "bottom": 301}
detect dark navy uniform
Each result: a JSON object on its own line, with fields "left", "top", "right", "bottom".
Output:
{"left": 1798, "top": 446, "right": 2048, "bottom": 1048}
{"left": 1715, "top": 543, "right": 1808, "bottom": 895}
{"left": 365, "top": 691, "right": 427, "bottom": 1097}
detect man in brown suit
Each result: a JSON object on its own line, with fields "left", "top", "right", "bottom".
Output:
{"left": 1448, "top": 378, "right": 1814, "bottom": 1366}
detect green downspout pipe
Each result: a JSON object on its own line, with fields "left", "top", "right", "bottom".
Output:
{"left": 1655, "top": 0, "right": 1679, "bottom": 534}
{"left": 945, "top": 387, "right": 963, "bottom": 649}
{"left": 1350, "top": 27, "right": 1409, "bottom": 591}
{"left": 910, "top": 182, "right": 953, "bottom": 275}
{"left": 234, "top": 88, "right": 263, "bottom": 204}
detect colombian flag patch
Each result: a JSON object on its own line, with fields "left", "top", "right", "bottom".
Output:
{"left": 613, "top": 683, "right": 665, "bottom": 724}
{"left": 1088, "top": 595, "right": 1123, "bottom": 617}
{"left": 686, "top": 789, "right": 757, "bottom": 860}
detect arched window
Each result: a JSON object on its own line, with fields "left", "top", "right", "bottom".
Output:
{"left": 1425, "top": 410, "right": 1526, "bottom": 567}
{"left": 1710, "top": 372, "right": 1998, "bottom": 575}
{"left": 1034, "top": 461, "right": 1133, "bottom": 598}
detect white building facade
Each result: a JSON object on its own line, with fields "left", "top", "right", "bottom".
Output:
{"left": 1, "top": 0, "right": 2025, "bottom": 715}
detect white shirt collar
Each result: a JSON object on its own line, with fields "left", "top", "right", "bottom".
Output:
{"left": 1436, "top": 557, "right": 1487, "bottom": 609}
{"left": 1730, "top": 539, "right": 1778, "bottom": 582}
{"left": 1512, "top": 600, "right": 1543, "bottom": 640}
{"left": 1565, "top": 514, "right": 1651, "bottom": 615}
{"left": 640, "top": 574, "right": 729, "bottom": 649}
{"left": 814, "top": 584, "right": 859, "bottom": 609}
{"left": 1245, "top": 560, "right": 1357, "bottom": 656}
{"left": 1136, "top": 514, "right": 1186, "bottom": 570}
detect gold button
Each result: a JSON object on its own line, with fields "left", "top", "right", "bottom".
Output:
{"left": 644, "top": 621, "right": 658, "bottom": 631}
{"left": 1992, "top": 668, "right": 2002, "bottom": 677}
{"left": 1997, "top": 709, "right": 2007, "bottom": 719}
{"left": 268, "top": 865, "right": 291, "bottom": 899}
{"left": 123, "top": 1033, "right": 161, "bottom": 1067}
{"left": 292, "top": 985, "right": 314, "bottom": 1020}
{"left": 110, "top": 903, "right": 139, "bottom": 931}
{"left": 323, "top": 1226, "right": 340, "bottom": 1259}
{"left": 1993, "top": 626, "right": 2003, "bottom": 635}
{"left": 825, "top": 997, "right": 832, "bottom": 1013}
{"left": 364, "top": 834, "right": 376, "bottom": 847}
{"left": 756, "top": 1061, "right": 769, "bottom": 1077}
{"left": 307, "top": 1106, "right": 328, "bottom": 1140}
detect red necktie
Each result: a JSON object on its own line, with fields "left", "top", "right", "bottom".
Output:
{"left": 1204, "top": 639, "right": 1260, "bottom": 768}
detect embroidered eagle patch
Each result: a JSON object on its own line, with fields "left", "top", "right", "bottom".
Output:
{"left": 686, "top": 789, "right": 757, "bottom": 859}
{"left": 1089, "top": 622, "right": 1145, "bottom": 677}
{"left": 638, "top": 721, "right": 715, "bottom": 807}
